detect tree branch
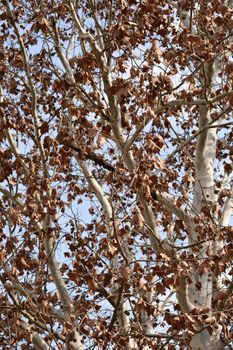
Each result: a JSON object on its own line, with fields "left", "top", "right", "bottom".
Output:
{"left": 166, "top": 106, "right": 230, "bottom": 161}
{"left": 152, "top": 191, "right": 193, "bottom": 234}
{"left": 124, "top": 92, "right": 233, "bottom": 152}
{"left": 63, "top": 140, "right": 115, "bottom": 172}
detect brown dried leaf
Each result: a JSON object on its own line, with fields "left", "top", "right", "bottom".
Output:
{"left": 107, "top": 241, "right": 118, "bottom": 256}
{"left": 205, "top": 316, "right": 216, "bottom": 324}
{"left": 86, "top": 276, "right": 97, "bottom": 294}
{"left": 119, "top": 266, "right": 130, "bottom": 281}
{"left": 132, "top": 211, "right": 145, "bottom": 228}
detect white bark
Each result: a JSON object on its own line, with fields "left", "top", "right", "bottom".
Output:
{"left": 188, "top": 108, "right": 217, "bottom": 309}
{"left": 221, "top": 185, "right": 233, "bottom": 226}
{"left": 172, "top": 5, "right": 228, "bottom": 343}
{"left": 32, "top": 333, "right": 52, "bottom": 350}
{"left": 188, "top": 86, "right": 224, "bottom": 348}
{"left": 190, "top": 326, "right": 225, "bottom": 350}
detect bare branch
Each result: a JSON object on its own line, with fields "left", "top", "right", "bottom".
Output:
{"left": 125, "top": 93, "right": 233, "bottom": 152}
{"left": 166, "top": 106, "right": 230, "bottom": 161}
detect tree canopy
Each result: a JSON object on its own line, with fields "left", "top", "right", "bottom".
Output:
{"left": 0, "top": 1, "right": 233, "bottom": 349}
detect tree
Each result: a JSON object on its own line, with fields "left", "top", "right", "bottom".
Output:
{"left": 0, "top": 0, "right": 232, "bottom": 349}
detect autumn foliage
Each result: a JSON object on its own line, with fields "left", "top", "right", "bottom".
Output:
{"left": 0, "top": 1, "right": 233, "bottom": 349}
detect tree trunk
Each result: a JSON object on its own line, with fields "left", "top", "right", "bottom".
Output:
{"left": 190, "top": 326, "right": 225, "bottom": 350}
